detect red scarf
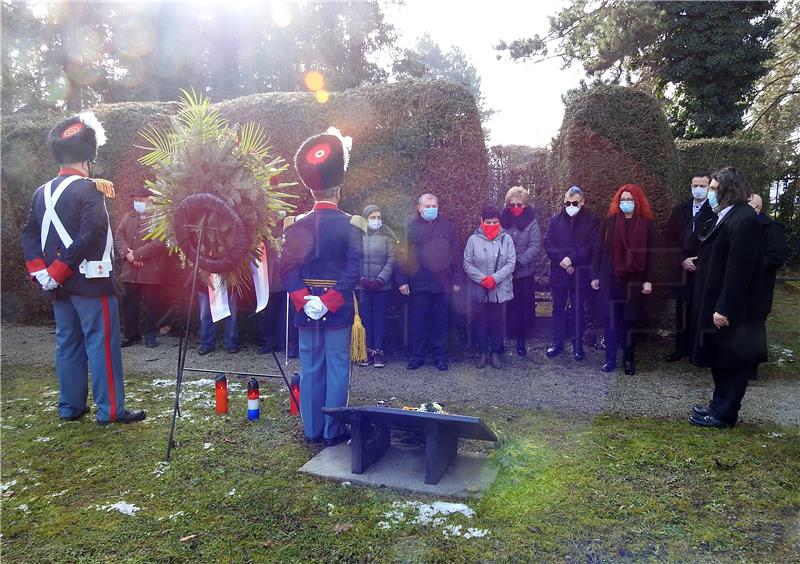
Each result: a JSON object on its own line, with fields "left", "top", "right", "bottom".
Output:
{"left": 481, "top": 223, "right": 500, "bottom": 240}
{"left": 612, "top": 213, "right": 648, "bottom": 278}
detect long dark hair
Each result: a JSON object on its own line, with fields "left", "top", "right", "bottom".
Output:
{"left": 713, "top": 167, "right": 748, "bottom": 206}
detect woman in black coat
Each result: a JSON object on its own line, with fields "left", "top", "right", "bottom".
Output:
{"left": 591, "top": 183, "right": 657, "bottom": 375}
{"left": 688, "top": 167, "right": 768, "bottom": 428}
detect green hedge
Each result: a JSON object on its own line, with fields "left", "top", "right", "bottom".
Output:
{"left": 675, "top": 137, "right": 770, "bottom": 205}
{"left": 1, "top": 80, "right": 490, "bottom": 322}
{"left": 547, "top": 85, "right": 680, "bottom": 328}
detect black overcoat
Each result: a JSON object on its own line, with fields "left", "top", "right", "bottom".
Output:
{"left": 543, "top": 208, "right": 598, "bottom": 290}
{"left": 689, "top": 204, "right": 768, "bottom": 369}
{"left": 663, "top": 199, "right": 716, "bottom": 299}
{"left": 591, "top": 214, "right": 657, "bottom": 321}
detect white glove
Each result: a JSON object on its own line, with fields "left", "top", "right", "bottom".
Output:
{"left": 32, "top": 269, "right": 50, "bottom": 285}
{"left": 303, "top": 295, "right": 329, "bottom": 320}
{"left": 41, "top": 275, "right": 59, "bottom": 291}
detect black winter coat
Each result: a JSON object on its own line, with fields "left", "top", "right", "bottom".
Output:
{"left": 756, "top": 213, "right": 788, "bottom": 314}
{"left": 395, "top": 214, "right": 463, "bottom": 293}
{"left": 663, "top": 199, "right": 716, "bottom": 299}
{"left": 543, "top": 208, "right": 598, "bottom": 289}
{"left": 689, "top": 204, "right": 768, "bottom": 369}
{"left": 591, "top": 215, "right": 657, "bottom": 321}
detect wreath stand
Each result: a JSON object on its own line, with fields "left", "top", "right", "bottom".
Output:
{"left": 164, "top": 194, "right": 299, "bottom": 462}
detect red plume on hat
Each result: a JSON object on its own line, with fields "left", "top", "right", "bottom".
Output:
{"left": 48, "top": 111, "right": 107, "bottom": 164}
{"left": 294, "top": 127, "right": 352, "bottom": 191}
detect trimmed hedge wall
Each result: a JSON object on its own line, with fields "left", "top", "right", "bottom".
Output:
{"left": 547, "top": 85, "right": 681, "bottom": 328}
{"left": 675, "top": 138, "right": 770, "bottom": 204}
{"left": 1, "top": 80, "right": 490, "bottom": 322}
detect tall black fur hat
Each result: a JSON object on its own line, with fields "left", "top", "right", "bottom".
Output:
{"left": 294, "top": 127, "right": 352, "bottom": 192}
{"left": 48, "top": 112, "right": 107, "bottom": 164}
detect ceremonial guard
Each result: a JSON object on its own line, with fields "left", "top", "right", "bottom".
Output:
{"left": 280, "top": 128, "right": 362, "bottom": 447}
{"left": 21, "top": 113, "right": 145, "bottom": 425}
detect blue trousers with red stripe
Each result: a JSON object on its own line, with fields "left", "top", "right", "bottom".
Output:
{"left": 53, "top": 294, "right": 126, "bottom": 422}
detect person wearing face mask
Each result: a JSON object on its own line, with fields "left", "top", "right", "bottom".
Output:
{"left": 115, "top": 186, "right": 168, "bottom": 348}
{"left": 395, "top": 193, "right": 463, "bottom": 371}
{"left": 543, "top": 185, "right": 599, "bottom": 361}
{"left": 663, "top": 171, "right": 717, "bottom": 362}
{"left": 591, "top": 184, "right": 657, "bottom": 375}
{"left": 687, "top": 168, "right": 769, "bottom": 428}
{"left": 499, "top": 186, "right": 541, "bottom": 356}
{"left": 463, "top": 206, "right": 516, "bottom": 369}
{"left": 356, "top": 204, "right": 398, "bottom": 368}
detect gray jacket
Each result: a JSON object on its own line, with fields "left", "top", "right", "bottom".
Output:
{"left": 499, "top": 207, "right": 541, "bottom": 279}
{"left": 359, "top": 225, "right": 397, "bottom": 291}
{"left": 463, "top": 227, "right": 516, "bottom": 303}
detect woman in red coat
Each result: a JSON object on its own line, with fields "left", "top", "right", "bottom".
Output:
{"left": 591, "top": 184, "right": 657, "bottom": 375}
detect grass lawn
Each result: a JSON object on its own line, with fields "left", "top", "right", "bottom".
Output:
{"left": 1, "top": 360, "right": 798, "bottom": 562}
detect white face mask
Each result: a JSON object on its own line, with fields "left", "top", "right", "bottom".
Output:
{"left": 691, "top": 186, "right": 708, "bottom": 200}
{"left": 565, "top": 205, "right": 580, "bottom": 217}
{"left": 368, "top": 219, "right": 382, "bottom": 230}
{"left": 133, "top": 201, "right": 147, "bottom": 214}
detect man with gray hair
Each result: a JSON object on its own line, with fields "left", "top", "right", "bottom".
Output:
{"left": 543, "top": 185, "right": 598, "bottom": 360}
{"left": 396, "top": 193, "right": 463, "bottom": 371}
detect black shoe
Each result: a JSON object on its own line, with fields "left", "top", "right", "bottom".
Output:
{"left": 516, "top": 337, "right": 527, "bottom": 356}
{"left": 198, "top": 346, "right": 212, "bottom": 355}
{"left": 287, "top": 344, "right": 299, "bottom": 358}
{"left": 692, "top": 404, "right": 710, "bottom": 417}
{"left": 490, "top": 353, "right": 503, "bottom": 369}
{"left": 688, "top": 414, "right": 731, "bottom": 428}
{"left": 121, "top": 336, "right": 141, "bottom": 347}
{"left": 305, "top": 435, "right": 323, "bottom": 445}
{"left": 145, "top": 336, "right": 157, "bottom": 348}
{"left": 573, "top": 347, "right": 586, "bottom": 361}
{"left": 60, "top": 407, "right": 90, "bottom": 421}
{"left": 407, "top": 358, "right": 424, "bottom": 370}
{"left": 624, "top": 361, "right": 636, "bottom": 375}
{"left": 665, "top": 350, "right": 685, "bottom": 362}
{"left": 546, "top": 344, "right": 563, "bottom": 358}
{"left": 227, "top": 346, "right": 240, "bottom": 354}
{"left": 324, "top": 432, "right": 350, "bottom": 448}
{"left": 98, "top": 409, "right": 146, "bottom": 426}
{"left": 436, "top": 360, "right": 449, "bottom": 371}
{"left": 601, "top": 362, "right": 616, "bottom": 372}
{"left": 257, "top": 344, "right": 273, "bottom": 355}
{"left": 476, "top": 352, "right": 487, "bottom": 369}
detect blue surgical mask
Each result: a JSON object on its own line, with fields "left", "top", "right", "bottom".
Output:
{"left": 133, "top": 201, "right": 147, "bottom": 214}
{"left": 691, "top": 186, "right": 708, "bottom": 200}
{"left": 707, "top": 191, "right": 718, "bottom": 208}
{"left": 368, "top": 219, "right": 382, "bottom": 230}
{"left": 619, "top": 201, "right": 635, "bottom": 215}
{"left": 421, "top": 207, "right": 438, "bottom": 221}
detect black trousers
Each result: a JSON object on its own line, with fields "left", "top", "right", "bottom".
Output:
{"left": 603, "top": 301, "right": 634, "bottom": 365}
{"left": 122, "top": 282, "right": 161, "bottom": 339}
{"left": 552, "top": 285, "right": 587, "bottom": 348}
{"left": 507, "top": 275, "right": 535, "bottom": 339}
{"left": 474, "top": 302, "right": 506, "bottom": 353}
{"left": 259, "top": 292, "right": 294, "bottom": 350}
{"left": 410, "top": 291, "right": 450, "bottom": 362}
{"left": 710, "top": 367, "right": 753, "bottom": 424}
{"left": 674, "top": 297, "right": 689, "bottom": 354}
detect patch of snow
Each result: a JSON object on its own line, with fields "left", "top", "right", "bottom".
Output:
{"left": 203, "top": 443, "right": 213, "bottom": 450}
{"left": 378, "top": 501, "right": 488, "bottom": 539}
{"left": 19, "top": 504, "right": 29, "bottom": 513}
{"left": 94, "top": 502, "right": 140, "bottom": 516}
{"left": 169, "top": 511, "right": 185, "bottom": 520}
{"left": 1, "top": 480, "right": 17, "bottom": 492}
{"left": 34, "top": 437, "right": 53, "bottom": 442}
{"left": 226, "top": 488, "right": 236, "bottom": 497}
{"left": 464, "top": 528, "right": 489, "bottom": 539}
{"left": 152, "top": 462, "right": 170, "bottom": 478}
{"left": 50, "top": 489, "right": 69, "bottom": 498}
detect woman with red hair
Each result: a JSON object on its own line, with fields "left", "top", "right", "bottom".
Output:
{"left": 591, "top": 184, "right": 657, "bottom": 374}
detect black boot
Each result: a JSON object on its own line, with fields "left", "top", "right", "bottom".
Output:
{"left": 516, "top": 337, "right": 527, "bottom": 356}
{"left": 623, "top": 347, "right": 635, "bottom": 375}
{"left": 476, "top": 352, "right": 487, "bottom": 368}
{"left": 572, "top": 340, "right": 585, "bottom": 361}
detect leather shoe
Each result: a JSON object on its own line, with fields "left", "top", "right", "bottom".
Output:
{"left": 60, "top": 407, "right": 90, "bottom": 421}
{"left": 601, "top": 362, "right": 616, "bottom": 372}
{"left": 407, "top": 358, "right": 424, "bottom": 370}
{"left": 306, "top": 435, "right": 323, "bottom": 445}
{"left": 476, "top": 353, "right": 487, "bottom": 369}
{"left": 546, "top": 344, "right": 563, "bottom": 358}
{"left": 516, "top": 337, "right": 527, "bottom": 356}
{"left": 227, "top": 346, "right": 240, "bottom": 354}
{"left": 121, "top": 336, "right": 141, "bottom": 347}
{"left": 692, "top": 404, "right": 710, "bottom": 417}
{"left": 98, "top": 409, "right": 146, "bottom": 426}
{"left": 573, "top": 348, "right": 586, "bottom": 361}
{"left": 490, "top": 353, "right": 503, "bottom": 369}
{"left": 688, "top": 413, "right": 731, "bottom": 428}
{"left": 665, "top": 351, "right": 685, "bottom": 362}
{"left": 624, "top": 361, "right": 636, "bottom": 375}
{"left": 287, "top": 344, "right": 299, "bottom": 358}
{"left": 198, "top": 346, "right": 212, "bottom": 355}
{"left": 436, "top": 360, "right": 448, "bottom": 371}
{"left": 145, "top": 336, "right": 157, "bottom": 348}
{"left": 324, "top": 432, "right": 350, "bottom": 448}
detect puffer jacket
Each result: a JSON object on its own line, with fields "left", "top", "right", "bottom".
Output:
{"left": 499, "top": 206, "right": 541, "bottom": 279}
{"left": 359, "top": 224, "right": 398, "bottom": 291}
{"left": 463, "top": 227, "right": 516, "bottom": 303}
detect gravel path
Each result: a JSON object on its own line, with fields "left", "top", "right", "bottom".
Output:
{"left": 2, "top": 323, "right": 798, "bottom": 427}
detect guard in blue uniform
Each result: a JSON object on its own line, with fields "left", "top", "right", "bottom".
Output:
{"left": 21, "top": 113, "right": 145, "bottom": 425}
{"left": 280, "top": 128, "right": 362, "bottom": 447}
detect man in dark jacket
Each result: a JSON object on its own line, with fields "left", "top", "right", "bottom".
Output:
{"left": 115, "top": 186, "right": 168, "bottom": 348}
{"left": 21, "top": 113, "right": 145, "bottom": 425}
{"left": 280, "top": 128, "right": 362, "bottom": 447}
{"left": 543, "top": 186, "right": 598, "bottom": 360}
{"left": 663, "top": 171, "right": 717, "bottom": 361}
{"left": 396, "top": 193, "right": 463, "bottom": 371}
{"left": 748, "top": 194, "right": 788, "bottom": 315}
{"left": 689, "top": 168, "right": 769, "bottom": 428}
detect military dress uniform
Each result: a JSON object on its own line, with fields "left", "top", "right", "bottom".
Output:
{"left": 20, "top": 114, "right": 144, "bottom": 425}
{"left": 280, "top": 128, "right": 362, "bottom": 445}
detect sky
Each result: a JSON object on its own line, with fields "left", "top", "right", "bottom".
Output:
{"left": 383, "top": 0, "right": 586, "bottom": 148}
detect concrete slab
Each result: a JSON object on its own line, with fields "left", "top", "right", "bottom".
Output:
{"left": 299, "top": 442, "right": 498, "bottom": 497}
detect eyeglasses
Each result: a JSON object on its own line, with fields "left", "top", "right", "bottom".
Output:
{"left": 563, "top": 201, "right": 581, "bottom": 207}
{"left": 508, "top": 203, "right": 525, "bottom": 208}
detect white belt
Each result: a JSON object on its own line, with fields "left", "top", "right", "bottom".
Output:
{"left": 41, "top": 176, "right": 114, "bottom": 278}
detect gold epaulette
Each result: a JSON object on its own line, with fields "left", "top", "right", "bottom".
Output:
{"left": 91, "top": 178, "right": 115, "bottom": 198}
{"left": 283, "top": 211, "right": 311, "bottom": 230}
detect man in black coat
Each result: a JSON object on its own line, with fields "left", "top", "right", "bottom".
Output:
{"left": 748, "top": 194, "right": 788, "bottom": 315}
{"left": 663, "top": 171, "right": 717, "bottom": 361}
{"left": 543, "top": 185, "right": 598, "bottom": 360}
{"left": 688, "top": 168, "right": 769, "bottom": 428}
{"left": 395, "top": 193, "right": 463, "bottom": 371}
